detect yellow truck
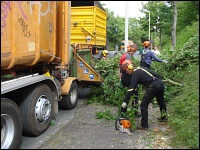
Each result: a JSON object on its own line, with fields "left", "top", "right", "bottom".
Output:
{"left": 1, "top": 1, "right": 106, "bottom": 149}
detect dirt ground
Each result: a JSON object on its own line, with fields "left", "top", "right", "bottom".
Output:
{"left": 38, "top": 98, "right": 174, "bottom": 149}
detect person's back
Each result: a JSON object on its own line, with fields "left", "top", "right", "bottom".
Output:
{"left": 140, "top": 41, "right": 166, "bottom": 69}
{"left": 119, "top": 52, "right": 132, "bottom": 85}
{"left": 119, "top": 52, "right": 130, "bottom": 65}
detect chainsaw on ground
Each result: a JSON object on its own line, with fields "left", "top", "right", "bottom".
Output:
{"left": 115, "top": 117, "right": 133, "bottom": 135}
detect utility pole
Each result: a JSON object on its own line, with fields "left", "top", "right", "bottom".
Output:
{"left": 148, "top": 11, "right": 152, "bottom": 49}
{"left": 125, "top": 1, "right": 129, "bottom": 52}
{"left": 149, "top": 11, "right": 150, "bottom": 41}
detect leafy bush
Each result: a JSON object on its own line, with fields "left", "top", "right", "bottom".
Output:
{"left": 163, "top": 21, "right": 199, "bottom": 50}
{"left": 152, "top": 21, "right": 199, "bottom": 149}
{"left": 88, "top": 55, "right": 125, "bottom": 107}
{"left": 168, "top": 64, "right": 199, "bottom": 149}
{"left": 88, "top": 55, "right": 141, "bottom": 126}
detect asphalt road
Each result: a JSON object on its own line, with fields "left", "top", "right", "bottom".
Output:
{"left": 20, "top": 87, "right": 173, "bottom": 149}
{"left": 20, "top": 102, "right": 76, "bottom": 149}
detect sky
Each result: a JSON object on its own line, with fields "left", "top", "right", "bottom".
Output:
{"left": 101, "top": 1, "right": 148, "bottom": 18}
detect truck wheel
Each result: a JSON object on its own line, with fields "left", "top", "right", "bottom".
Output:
{"left": 59, "top": 81, "right": 78, "bottom": 110}
{"left": 1, "top": 98, "right": 22, "bottom": 149}
{"left": 19, "top": 83, "right": 53, "bottom": 136}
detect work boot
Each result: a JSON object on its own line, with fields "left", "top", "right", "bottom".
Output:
{"left": 136, "top": 125, "right": 148, "bottom": 130}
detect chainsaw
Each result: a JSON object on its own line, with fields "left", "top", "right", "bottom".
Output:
{"left": 115, "top": 117, "right": 133, "bottom": 135}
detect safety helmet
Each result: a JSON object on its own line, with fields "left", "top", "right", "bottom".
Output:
{"left": 122, "top": 60, "right": 134, "bottom": 71}
{"left": 127, "top": 64, "right": 134, "bottom": 70}
{"left": 102, "top": 50, "right": 109, "bottom": 57}
{"left": 127, "top": 44, "right": 138, "bottom": 52}
{"left": 143, "top": 41, "right": 150, "bottom": 47}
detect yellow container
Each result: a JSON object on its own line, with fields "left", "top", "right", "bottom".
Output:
{"left": 1, "top": 1, "right": 57, "bottom": 70}
{"left": 70, "top": 6, "right": 107, "bottom": 46}
{"left": 1, "top": 1, "right": 102, "bottom": 83}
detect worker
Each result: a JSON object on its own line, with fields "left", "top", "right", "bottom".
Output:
{"left": 152, "top": 46, "right": 160, "bottom": 55}
{"left": 119, "top": 43, "right": 138, "bottom": 79}
{"left": 140, "top": 41, "right": 167, "bottom": 69}
{"left": 120, "top": 59, "right": 141, "bottom": 118}
{"left": 120, "top": 65, "right": 168, "bottom": 130}
{"left": 119, "top": 44, "right": 140, "bottom": 116}
{"left": 102, "top": 50, "right": 109, "bottom": 60}
{"left": 120, "top": 60, "right": 133, "bottom": 87}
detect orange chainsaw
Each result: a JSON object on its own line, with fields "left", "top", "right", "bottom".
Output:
{"left": 115, "top": 117, "right": 133, "bottom": 135}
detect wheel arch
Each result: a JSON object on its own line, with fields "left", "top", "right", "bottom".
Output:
{"left": 61, "top": 77, "right": 77, "bottom": 95}
{"left": 40, "top": 79, "right": 61, "bottom": 115}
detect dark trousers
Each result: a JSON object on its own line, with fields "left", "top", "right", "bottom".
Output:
{"left": 140, "top": 61, "right": 150, "bottom": 69}
{"left": 140, "top": 79, "right": 167, "bottom": 128}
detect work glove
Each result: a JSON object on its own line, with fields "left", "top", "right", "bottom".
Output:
{"left": 162, "top": 60, "right": 168, "bottom": 64}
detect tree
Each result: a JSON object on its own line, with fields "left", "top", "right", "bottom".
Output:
{"left": 139, "top": 1, "right": 173, "bottom": 50}
{"left": 128, "top": 18, "right": 146, "bottom": 48}
{"left": 176, "top": 1, "right": 199, "bottom": 33}
{"left": 172, "top": 1, "right": 177, "bottom": 47}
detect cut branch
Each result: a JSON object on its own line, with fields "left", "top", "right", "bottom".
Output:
{"left": 162, "top": 78, "right": 184, "bottom": 86}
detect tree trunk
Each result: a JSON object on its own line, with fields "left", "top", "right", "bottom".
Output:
{"left": 172, "top": 1, "right": 178, "bottom": 48}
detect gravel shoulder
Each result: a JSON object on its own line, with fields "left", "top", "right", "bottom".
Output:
{"left": 38, "top": 98, "right": 174, "bottom": 149}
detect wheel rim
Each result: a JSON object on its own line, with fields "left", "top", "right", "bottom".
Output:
{"left": 70, "top": 86, "right": 77, "bottom": 105}
{"left": 1, "top": 114, "right": 15, "bottom": 149}
{"left": 35, "top": 95, "right": 51, "bottom": 124}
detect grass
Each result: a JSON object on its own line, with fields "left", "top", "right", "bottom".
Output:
{"left": 167, "top": 64, "right": 199, "bottom": 149}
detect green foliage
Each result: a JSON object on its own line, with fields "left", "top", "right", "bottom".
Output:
{"left": 91, "top": 20, "right": 199, "bottom": 148}
{"left": 88, "top": 55, "right": 141, "bottom": 127}
{"left": 139, "top": 1, "right": 173, "bottom": 46}
{"left": 88, "top": 55, "right": 126, "bottom": 107}
{"left": 103, "top": 6, "right": 147, "bottom": 50}
{"left": 163, "top": 21, "right": 199, "bottom": 50}
{"left": 95, "top": 110, "right": 116, "bottom": 120}
{"left": 152, "top": 22, "right": 199, "bottom": 80}
{"left": 177, "top": 1, "right": 199, "bottom": 33}
{"left": 168, "top": 64, "right": 199, "bottom": 149}
{"left": 50, "top": 120, "right": 55, "bottom": 126}
{"left": 153, "top": 20, "right": 199, "bottom": 149}
{"left": 92, "top": 3, "right": 199, "bottom": 148}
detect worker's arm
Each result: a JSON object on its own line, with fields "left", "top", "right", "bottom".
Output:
{"left": 122, "top": 88, "right": 135, "bottom": 104}
{"left": 150, "top": 51, "right": 163, "bottom": 62}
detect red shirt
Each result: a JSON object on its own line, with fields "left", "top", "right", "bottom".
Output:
{"left": 119, "top": 52, "right": 132, "bottom": 73}
{"left": 119, "top": 52, "right": 132, "bottom": 64}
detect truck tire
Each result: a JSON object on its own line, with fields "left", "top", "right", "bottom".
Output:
{"left": 19, "top": 83, "right": 53, "bottom": 136}
{"left": 1, "top": 98, "right": 22, "bottom": 149}
{"left": 59, "top": 81, "right": 78, "bottom": 110}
